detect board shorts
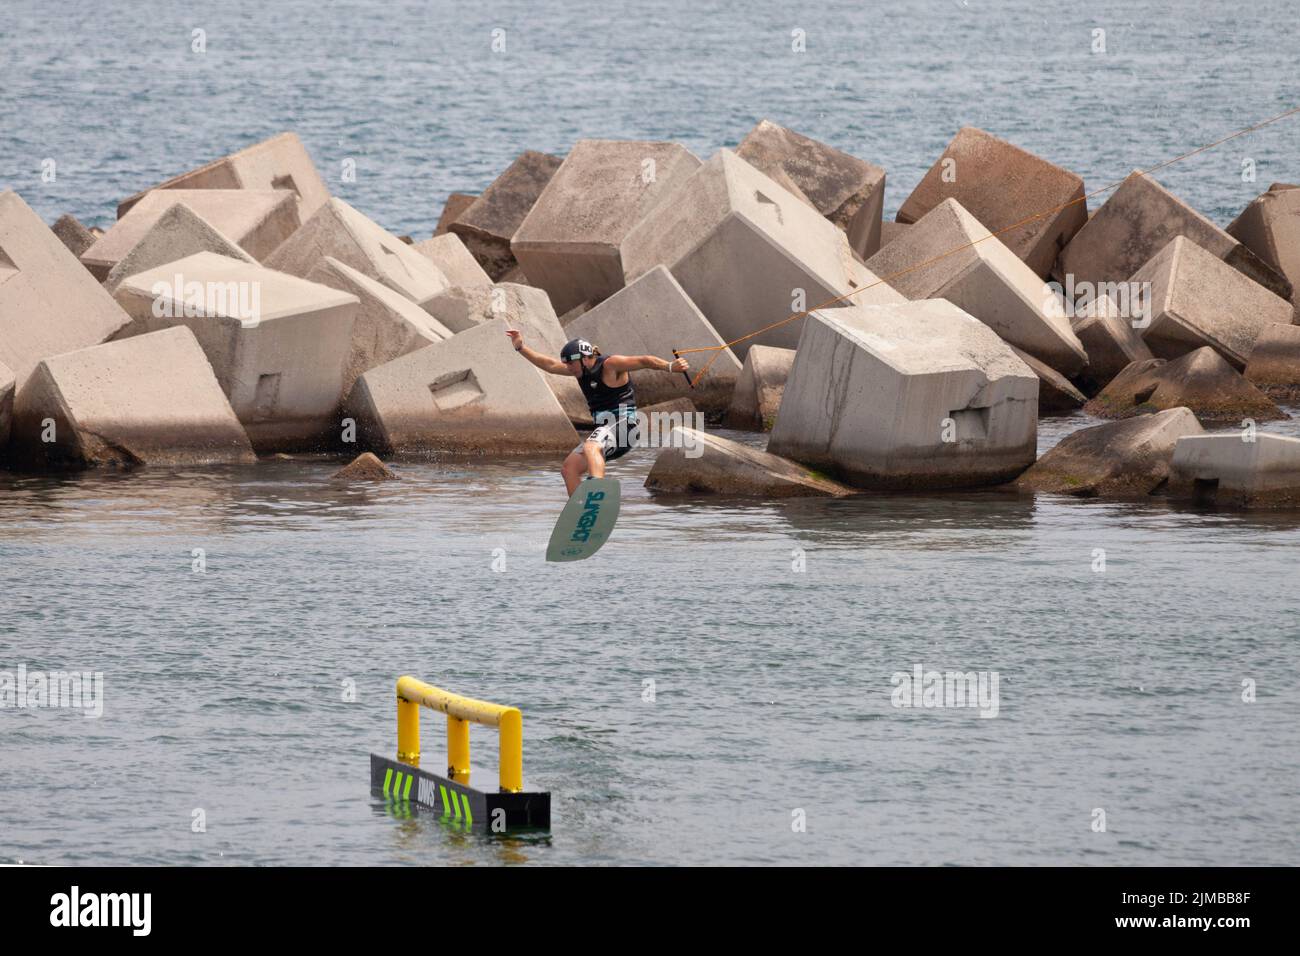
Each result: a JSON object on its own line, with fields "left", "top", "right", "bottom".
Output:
{"left": 573, "top": 410, "right": 641, "bottom": 463}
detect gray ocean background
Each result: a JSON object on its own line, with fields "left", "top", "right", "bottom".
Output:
{"left": 2, "top": 0, "right": 1298, "bottom": 865}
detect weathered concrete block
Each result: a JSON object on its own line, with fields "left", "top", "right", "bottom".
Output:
{"left": 11, "top": 327, "right": 255, "bottom": 468}
{"left": 646, "top": 428, "right": 854, "bottom": 497}
{"left": 426, "top": 281, "right": 588, "bottom": 422}
{"left": 622, "top": 149, "right": 899, "bottom": 358}
{"left": 1084, "top": 348, "right": 1286, "bottom": 424}
{"left": 51, "top": 214, "right": 96, "bottom": 258}
{"left": 724, "top": 345, "right": 795, "bottom": 430}
{"left": 113, "top": 252, "right": 359, "bottom": 450}
{"left": 0, "top": 190, "right": 130, "bottom": 391}
{"left": 450, "top": 150, "right": 563, "bottom": 280}
{"left": 898, "top": 127, "right": 1087, "bottom": 278}
{"left": 768, "top": 300, "right": 1039, "bottom": 489}
{"left": 85, "top": 189, "right": 298, "bottom": 280}
{"left": 1227, "top": 184, "right": 1300, "bottom": 304}
{"left": 345, "top": 319, "right": 578, "bottom": 456}
{"left": 0, "top": 360, "right": 13, "bottom": 448}
{"left": 1245, "top": 324, "right": 1300, "bottom": 402}
{"left": 1058, "top": 172, "right": 1291, "bottom": 299}
{"left": 104, "top": 202, "right": 257, "bottom": 292}
{"left": 1130, "top": 236, "right": 1293, "bottom": 369}
{"left": 411, "top": 234, "right": 492, "bottom": 288}
{"left": 638, "top": 397, "right": 699, "bottom": 421}
{"left": 1008, "top": 345, "right": 1085, "bottom": 412}
{"left": 1017, "top": 407, "right": 1203, "bottom": 497}
{"left": 305, "top": 256, "right": 452, "bottom": 396}
{"left": 512, "top": 140, "right": 702, "bottom": 315}
{"left": 866, "top": 198, "right": 1087, "bottom": 375}
{"left": 434, "top": 192, "right": 477, "bottom": 236}
{"left": 879, "top": 221, "right": 911, "bottom": 250}
{"left": 565, "top": 266, "right": 740, "bottom": 414}
{"left": 265, "top": 198, "right": 450, "bottom": 310}
{"left": 1072, "top": 298, "right": 1155, "bottom": 393}
{"left": 333, "top": 451, "right": 398, "bottom": 481}
{"left": 736, "top": 119, "right": 886, "bottom": 258}
{"left": 1168, "top": 433, "right": 1300, "bottom": 507}
{"left": 117, "top": 132, "right": 331, "bottom": 224}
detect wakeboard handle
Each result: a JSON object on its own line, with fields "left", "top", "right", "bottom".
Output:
{"left": 672, "top": 350, "right": 694, "bottom": 389}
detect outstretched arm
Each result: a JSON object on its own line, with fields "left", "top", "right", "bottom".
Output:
{"left": 506, "top": 329, "right": 571, "bottom": 375}
{"left": 604, "top": 354, "right": 689, "bottom": 374}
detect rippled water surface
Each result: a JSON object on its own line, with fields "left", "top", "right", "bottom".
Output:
{"left": 2, "top": 0, "right": 1299, "bottom": 865}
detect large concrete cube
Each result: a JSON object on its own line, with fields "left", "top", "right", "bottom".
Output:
{"left": 1072, "top": 300, "right": 1154, "bottom": 393}
{"left": 104, "top": 202, "right": 256, "bottom": 292}
{"left": 0, "top": 190, "right": 130, "bottom": 391}
{"left": 1227, "top": 184, "right": 1300, "bottom": 305}
{"left": 11, "top": 327, "right": 255, "bottom": 468}
{"left": 565, "top": 266, "right": 741, "bottom": 414}
{"left": 724, "top": 345, "right": 795, "bottom": 431}
{"left": 113, "top": 252, "right": 359, "bottom": 450}
{"left": 897, "top": 127, "right": 1087, "bottom": 278}
{"left": 511, "top": 140, "right": 702, "bottom": 315}
{"left": 449, "top": 150, "right": 562, "bottom": 280}
{"left": 117, "top": 132, "right": 331, "bottom": 224}
{"left": 1084, "top": 347, "right": 1285, "bottom": 424}
{"left": 1245, "top": 324, "right": 1300, "bottom": 401}
{"left": 1016, "top": 407, "right": 1203, "bottom": 498}
{"left": 345, "top": 319, "right": 579, "bottom": 456}
{"left": 83, "top": 189, "right": 298, "bottom": 280}
{"left": 735, "top": 119, "right": 886, "bottom": 258}
{"left": 266, "top": 198, "right": 450, "bottom": 311}
{"left": 646, "top": 428, "right": 855, "bottom": 497}
{"left": 0, "top": 360, "right": 13, "bottom": 448}
{"left": 411, "top": 234, "right": 492, "bottom": 288}
{"left": 1059, "top": 172, "right": 1291, "bottom": 299}
{"left": 1130, "top": 236, "right": 1293, "bottom": 369}
{"left": 1168, "top": 433, "right": 1300, "bottom": 507}
{"left": 1008, "top": 345, "right": 1085, "bottom": 412}
{"left": 866, "top": 198, "right": 1087, "bottom": 375}
{"left": 51, "top": 214, "right": 95, "bottom": 258}
{"left": 622, "top": 149, "right": 900, "bottom": 358}
{"left": 768, "top": 300, "right": 1039, "bottom": 489}
{"left": 305, "top": 256, "right": 453, "bottom": 396}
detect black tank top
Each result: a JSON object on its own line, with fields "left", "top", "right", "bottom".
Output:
{"left": 579, "top": 356, "right": 636, "bottom": 418}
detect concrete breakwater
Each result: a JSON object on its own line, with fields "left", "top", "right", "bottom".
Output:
{"left": 2, "top": 124, "right": 1299, "bottom": 507}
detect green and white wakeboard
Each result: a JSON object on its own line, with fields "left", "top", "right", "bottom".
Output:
{"left": 546, "top": 478, "right": 621, "bottom": 562}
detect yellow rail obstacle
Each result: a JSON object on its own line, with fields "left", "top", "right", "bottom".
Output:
{"left": 369, "top": 676, "right": 550, "bottom": 832}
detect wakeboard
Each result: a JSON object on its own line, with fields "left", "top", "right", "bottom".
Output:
{"left": 546, "top": 478, "right": 621, "bottom": 562}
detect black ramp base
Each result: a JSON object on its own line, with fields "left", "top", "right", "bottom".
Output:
{"left": 369, "top": 754, "right": 550, "bottom": 832}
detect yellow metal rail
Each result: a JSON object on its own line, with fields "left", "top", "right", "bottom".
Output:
{"left": 395, "top": 676, "right": 523, "bottom": 793}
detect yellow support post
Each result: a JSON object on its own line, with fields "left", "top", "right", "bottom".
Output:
{"left": 394, "top": 676, "right": 525, "bottom": 793}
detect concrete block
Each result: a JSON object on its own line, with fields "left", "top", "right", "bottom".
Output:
{"left": 434, "top": 192, "right": 477, "bottom": 236}
{"left": 266, "top": 198, "right": 450, "bottom": 310}
{"left": 411, "top": 234, "right": 492, "bottom": 288}
{"left": 646, "top": 428, "right": 854, "bottom": 497}
{"left": 512, "top": 139, "right": 702, "bottom": 314}
{"left": 84, "top": 189, "right": 298, "bottom": 280}
{"left": 1016, "top": 407, "right": 1203, "bottom": 497}
{"left": 866, "top": 198, "right": 1087, "bottom": 375}
{"left": 768, "top": 299, "right": 1039, "bottom": 489}
{"left": 1084, "top": 347, "right": 1286, "bottom": 424}
{"left": 51, "top": 214, "right": 96, "bottom": 258}
{"left": 622, "top": 149, "right": 896, "bottom": 358}
{"left": 305, "top": 256, "right": 452, "bottom": 396}
{"left": 113, "top": 252, "right": 359, "bottom": 450}
{"left": 1008, "top": 345, "right": 1085, "bottom": 412}
{"left": 333, "top": 451, "right": 398, "bottom": 480}
{"left": 724, "top": 345, "right": 795, "bottom": 430}
{"left": 1130, "top": 236, "right": 1293, "bottom": 369}
{"left": 1073, "top": 299, "right": 1154, "bottom": 393}
{"left": 1058, "top": 171, "right": 1291, "bottom": 299}
{"left": 345, "top": 319, "right": 578, "bottom": 456}
{"left": 0, "top": 190, "right": 130, "bottom": 391}
{"left": 117, "top": 132, "right": 331, "bottom": 224}
{"left": 898, "top": 127, "right": 1087, "bottom": 278}
{"left": 450, "top": 150, "right": 562, "bottom": 280}
{"left": 104, "top": 202, "right": 256, "bottom": 292}
{"left": 11, "top": 327, "right": 255, "bottom": 468}
{"left": 1168, "top": 433, "right": 1300, "bottom": 507}
{"left": 565, "top": 265, "right": 741, "bottom": 414}
{"left": 736, "top": 119, "right": 886, "bottom": 257}
{"left": 0, "top": 360, "right": 13, "bottom": 448}
{"left": 1227, "top": 184, "right": 1300, "bottom": 304}
{"left": 1244, "top": 324, "right": 1300, "bottom": 402}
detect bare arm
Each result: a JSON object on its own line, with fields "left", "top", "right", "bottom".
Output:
{"left": 505, "top": 329, "right": 571, "bottom": 375}
{"left": 604, "top": 354, "right": 689, "bottom": 374}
